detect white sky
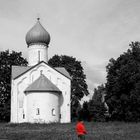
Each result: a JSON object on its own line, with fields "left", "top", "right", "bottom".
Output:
{"left": 0, "top": 0, "right": 140, "bottom": 96}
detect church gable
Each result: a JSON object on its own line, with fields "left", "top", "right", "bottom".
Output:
{"left": 12, "top": 61, "right": 71, "bottom": 81}
{"left": 27, "top": 61, "right": 71, "bottom": 85}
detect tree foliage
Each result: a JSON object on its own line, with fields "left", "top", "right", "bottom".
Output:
{"left": 88, "top": 84, "right": 107, "bottom": 122}
{"left": 78, "top": 101, "right": 90, "bottom": 121}
{"left": 92, "top": 84, "right": 106, "bottom": 102}
{"left": 105, "top": 42, "right": 140, "bottom": 121}
{"left": 0, "top": 50, "right": 28, "bottom": 121}
{"left": 48, "top": 55, "right": 89, "bottom": 120}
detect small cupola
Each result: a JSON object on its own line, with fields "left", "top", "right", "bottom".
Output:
{"left": 25, "top": 18, "right": 50, "bottom": 46}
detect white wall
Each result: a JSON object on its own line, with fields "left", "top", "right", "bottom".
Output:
{"left": 11, "top": 62, "right": 71, "bottom": 123}
{"left": 26, "top": 92, "right": 60, "bottom": 123}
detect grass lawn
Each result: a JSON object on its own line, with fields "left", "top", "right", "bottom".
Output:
{"left": 0, "top": 122, "right": 140, "bottom": 140}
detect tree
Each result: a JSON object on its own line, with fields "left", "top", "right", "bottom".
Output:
{"left": 92, "top": 84, "right": 106, "bottom": 102}
{"left": 48, "top": 55, "right": 89, "bottom": 120}
{"left": 105, "top": 42, "right": 140, "bottom": 121}
{"left": 0, "top": 50, "right": 28, "bottom": 121}
{"left": 79, "top": 101, "right": 90, "bottom": 121}
{"left": 88, "top": 84, "right": 107, "bottom": 122}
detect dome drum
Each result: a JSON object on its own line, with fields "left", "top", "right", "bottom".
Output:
{"left": 26, "top": 42, "right": 49, "bottom": 47}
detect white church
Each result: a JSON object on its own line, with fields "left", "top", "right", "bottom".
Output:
{"left": 10, "top": 18, "right": 71, "bottom": 123}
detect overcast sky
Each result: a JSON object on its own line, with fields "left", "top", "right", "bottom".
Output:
{"left": 0, "top": 0, "right": 140, "bottom": 97}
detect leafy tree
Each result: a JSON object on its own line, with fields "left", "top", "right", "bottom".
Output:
{"left": 92, "top": 84, "right": 106, "bottom": 102}
{"left": 48, "top": 55, "right": 89, "bottom": 120}
{"left": 88, "top": 84, "right": 107, "bottom": 122}
{"left": 0, "top": 50, "right": 28, "bottom": 121}
{"left": 105, "top": 42, "right": 140, "bottom": 121}
{"left": 79, "top": 101, "right": 90, "bottom": 121}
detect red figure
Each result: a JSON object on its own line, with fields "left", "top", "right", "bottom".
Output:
{"left": 76, "top": 120, "right": 87, "bottom": 140}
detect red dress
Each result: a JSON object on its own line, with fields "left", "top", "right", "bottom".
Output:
{"left": 76, "top": 121, "right": 87, "bottom": 136}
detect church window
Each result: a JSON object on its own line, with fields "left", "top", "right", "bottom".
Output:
{"left": 23, "top": 114, "right": 25, "bottom": 119}
{"left": 59, "top": 114, "right": 61, "bottom": 119}
{"left": 23, "top": 109, "right": 25, "bottom": 119}
{"left": 36, "top": 108, "right": 40, "bottom": 115}
{"left": 52, "top": 108, "right": 56, "bottom": 116}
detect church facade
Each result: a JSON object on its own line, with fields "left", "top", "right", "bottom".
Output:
{"left": 10, "top": 19, "right": 71, "bottom": 123}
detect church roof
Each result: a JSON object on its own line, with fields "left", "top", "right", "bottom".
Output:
{"left": 25, "top": 74, "right": 61, "bottom": 93}
{"left": 55, "top": 67, "right": 71, "bottom": 79}
{"left": 11, "top": 61, "right": 71, "bottom": 80}
{"left": 11, "top": 65, "right": 31, "bottom": 79}
{"left": 25, "top": 18, "right": 50, "bottom": 46}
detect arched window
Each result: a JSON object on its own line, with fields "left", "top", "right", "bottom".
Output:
{"left": 23, "top": 109, "right": 25, "bottom": 119}
{"left": 52, "top": 108, "right": 56, "bottom": 116}
{"left": 36, "top": 108, "right": 40, "bottom": 115}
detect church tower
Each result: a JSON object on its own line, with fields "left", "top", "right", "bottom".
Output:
{"left": 25, "top": 18, "right": 50, "bottom": 66}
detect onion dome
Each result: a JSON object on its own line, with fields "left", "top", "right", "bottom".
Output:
{"left": 26, "top": 18, "right": 50, "bottom": 46}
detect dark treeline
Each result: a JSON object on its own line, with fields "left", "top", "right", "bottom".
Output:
{"left": 78, "top": 42, "right": 140, "bottom": 122}
{"left": 1, "top": 42, "right": 140, "bottom": 122}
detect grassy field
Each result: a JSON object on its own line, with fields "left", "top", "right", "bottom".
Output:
{"left": 0, "top": 122, "right": 140, "bottom": 140}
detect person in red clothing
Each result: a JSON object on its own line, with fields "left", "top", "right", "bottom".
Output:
{"left": 76, "top": 117, "right": 87, "bottom": 140}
